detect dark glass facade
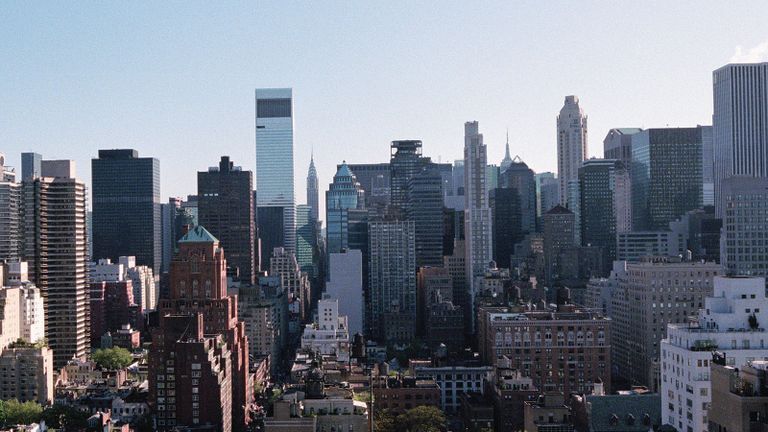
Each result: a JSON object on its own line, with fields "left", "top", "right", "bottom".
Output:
{"left": 631, "top": 128, "right": 704, "bottom": 230}
{"left": 490, "top": 187, "right": 522, "bottom": 269}
{"left": 407, "top": 166, "right": 445, "bottom": 267}
{"left": 92, "top": 149, "right": 161, "bottom": 271}
{"left": 198, "top": 156, "right": 257, "bottom": 284}
{"left": 257, "top": 206, "right": 284, "bottom": 269}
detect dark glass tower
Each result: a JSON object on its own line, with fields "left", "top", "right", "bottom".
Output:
{"left": 490, "top": 187, "right": 522, "bottom": 269}
{"left": 631, "top": 127, "right": 705, "bottom": 230}
{"left": 390, "top": 140, "right": 425, "bottom": 211}
{"left": 92, "top": 149, "right": 161, "bottom": 272}
{"left": 198, "top": 156, "right": 257, "bottom": 284}
{"left": 406, "top": 165, "right": 445, "bottom": 267}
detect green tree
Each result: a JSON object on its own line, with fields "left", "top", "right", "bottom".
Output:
{"left": 0, "top": 399, "right": 44, "bottom": 425}
{"left": 394, "top": 406, "right": 446, "bottom": 432}
{"left": 373, "top": 409, "right": 396, "bottom": 432}
{"left": 41, "top": 404, "right": 89, "bottom": 430}
{"left": 92, "top": 346, "right": 133, "bottom": 370}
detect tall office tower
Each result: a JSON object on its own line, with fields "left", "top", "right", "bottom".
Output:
{"left": 151, "top": 226, "right": 251, "bottom": 431}
{"left": 198, "top": 156, "right": 257, "bottom": 284}
{"left": 21, "top": 159, "right": 89, "bottom": 368}
{"left": 326, "top": 250, "right": 363, "bottom": 337}
{"left": 557, "top": 95, "right": 588, "bottom": 208}
{"left": 721, "top": 176, "right": 768, "bottom": 278}
{"left": 0, "top": 155, "right": 21, "bottom": 262}
{"left": 499, "top": 156, "right": 537, "bottom": 235}
{"left": 579, "top": 159, "right": 631, "bottom": 267}
{"left": 713, "top": 62, "right": 768, "bottom": 217}
{"left": 390, "top": 140, "right": 426, "bottom": 211}
{"left": 295, "top": 204, "right": 316, "bottom": 277}
{"left": 486, "top": 165, "right": 499, "bottom": 191}
{"left": 407, "top": 165, "right": 445, "bottom": 267}
{"left": 255, "top": 88, "right": 296, "bottom": 253}
{"left": 368, "top": 219, "right": 416, "bottom": 343}
{"left": 325, "top": 163, "right": 365, "bottom": 255}
{"left": 489, "top": 187, "right": 520, "bottom": 270}
{"left": 612, "top": 257, "right": 720, "bottom": 390}
{"left": 543, "top": 205, "right": 576, "bottom": 285}
{"left": 463, "top": 121, "right": 492, "bottom": 334}
{"left": 535, "top": 172, "right": 559, "bottom": 218}
{"left": 306, "top": 154, "right": 319, "bottom": 222}
{"left": 661, "top": 276, "right": 768, "bottom": 432}
{"left": 92, "top": 149, "right": 161, "bottom": 272}
{"left": 567, "top": 179, "right": 582, "bottom": 245}
{"left": 602, "top": 128, "right": 642, "bottom": 163}
{"left": 344, "top": 163, "right": 390, "bottom": 208}
{"left": 20, "top": 152, "right": 41, "bottom": 182}
{"left": 631, "top": 127, "right": 707, "bottom": 230}
{"left": 238, "top": 277, "right": 288, "bottom": 377}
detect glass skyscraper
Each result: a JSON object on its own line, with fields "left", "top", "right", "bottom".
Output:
{"left": 256, "top": 88, "right": 295, "bottom": 252}
{"left": 91, "top": 149, "right": 161, "bottom": 272}
{"left": 631, "top": 127, "right": 705, "bottom": 230}
{"left": 325, "top": 163, "right": 365, "bottom": 255}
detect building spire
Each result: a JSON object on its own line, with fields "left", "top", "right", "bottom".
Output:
{"left": 501, "top": 127, "right": 513, "bottom": 170}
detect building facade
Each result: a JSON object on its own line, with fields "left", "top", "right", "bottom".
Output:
{"left": 721, "top": 176, "right": 768, "bottom": 279}
{"left": 22, "top": 159, "right": 89, "bottom": 368}
{"left": 463, "top": 121, "right": 493, "bottom": 334}
{"left": 712, "top": 62, "right": 768, "bottom": 217}
{"left": 326, "top": 250, "right": 363, "bottom": 338}
{"left": 256, "top": 88, "right": 296, "bottom": 252}
{"left": 557, "top": 95, "right": 588, "bottom": 208}
{"left": 150, "top": 226, "right": 251, "bottom": 431}
{"left": 661, "top": 276, "right": 768, "bottom": 432}
{"left": 325, "top": 163, "right": 365, "bottom": 256}
{"left": 92, "top": 149, "right": 161, "bottom": 272}
{"left": 0, "top": 155, "right": 20, "bottom": 263}
{"left": 613, "top": 258, "right": 721, "bottom": 390}
{"left": 198, "top": 156, "right": 257, "bottom": 284}
{"left": 478, "top": 304, "right": 611, "bottom": 396}
{"left": 306, "top": 155, "right": 319, "bottom": 222}
{"left": 630, "top": 127, "right": 708, "bottom": 230}
{"left": 368, "top": 219, "right": 416, "bottom": 342}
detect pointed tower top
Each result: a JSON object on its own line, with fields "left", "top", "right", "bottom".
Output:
{"left": 501, "top": 128, "right": 513, "bottom": 170}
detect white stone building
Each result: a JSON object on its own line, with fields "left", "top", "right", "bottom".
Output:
{"left": 661, "top": 276, "right": 768, "bottom": 432}
{"left": 91, "top": 256, "right": 157, "bottom": 311}
{"left": 301, "top": 296, "right": 349, "bottom": 362}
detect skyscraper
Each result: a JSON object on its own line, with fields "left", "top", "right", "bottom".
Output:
{"left": 390, "top": 140, "right": 426, "bottom": 211}
{"left": 0, "top": 155, "right": 20, "bottom": 263}
{"left": 198, "top": 156, "right": 257, "bottom": 284}
{"left": 543, "top": 205, "right": 576, "bottom": 285}
{"left": 630, "top": 127, "right": 706, "bottom": 230}
{"left": 499, "top": 156, "right": 537, "bottom": 235}
{"left": 579, "top": 159, "right": 631, "bottom": 268}
{"left": 713, "top": 62, "right": 768, "bottom": 217}
{"left": 489, "top": 188, "right": 521, "bottom": 269}
{"left": 22, "top": 159, "right": 89, "bottom": 368}
{"left": 721, "top": 176, "right": 768, "bottom": 278}
{"left": 463, "top": 121, "right": 492, "bottom": 334}
{"left": 325, "top": 163, "right": 365, "bottom": 256}
{"left": 557, "top": 95, "right": 588, "bottom": 208}
{"left": 368, "top": 218, "right": 416, "bottom": 342}
{"left": 92, "top": 149, "right": 161, "bottom": 272}
{"left": 500, "top": 131, "right": 513, "bottom": 172}
{"left": 407, "top": 165, "right": 445, "bottom": 267}
{"left": 151, "top": 226, "right": 251, "bottom": 431}
{"left": 306, "top": 154, "right": 319, "bottom": 222}
{"left": 255, "top": 88, "right": 296, "bottom": 252}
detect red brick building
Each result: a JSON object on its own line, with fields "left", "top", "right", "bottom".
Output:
{"left": 90, "top": 280, "right": 141, "bottom": 347}
{"left": 149, "top": 226, "right": 252, "bottom": 431}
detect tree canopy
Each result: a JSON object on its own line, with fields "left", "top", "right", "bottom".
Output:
{"left": 0, "top": 399, "right": 44, "bottom": 426}
{"left": 92, "top": 346, "right": 133, "bottom": 370}
{"left": 375, "top": 406, "right": 446, "bottom": 432}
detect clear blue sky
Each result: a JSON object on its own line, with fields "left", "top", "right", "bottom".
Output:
{"left": 2, "top": 2, "right": 767, "bottom": 217}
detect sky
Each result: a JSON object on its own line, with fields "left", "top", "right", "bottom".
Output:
{"left": 2, "top": 2, "right": 768, "bottom": 218}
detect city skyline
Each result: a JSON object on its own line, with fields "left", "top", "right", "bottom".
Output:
{"left": 3, "top": 3, "right": 768, "bottom": 219}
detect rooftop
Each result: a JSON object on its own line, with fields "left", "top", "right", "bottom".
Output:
{"left": 178, "top": 225, "right": 218, "bottom": 243}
